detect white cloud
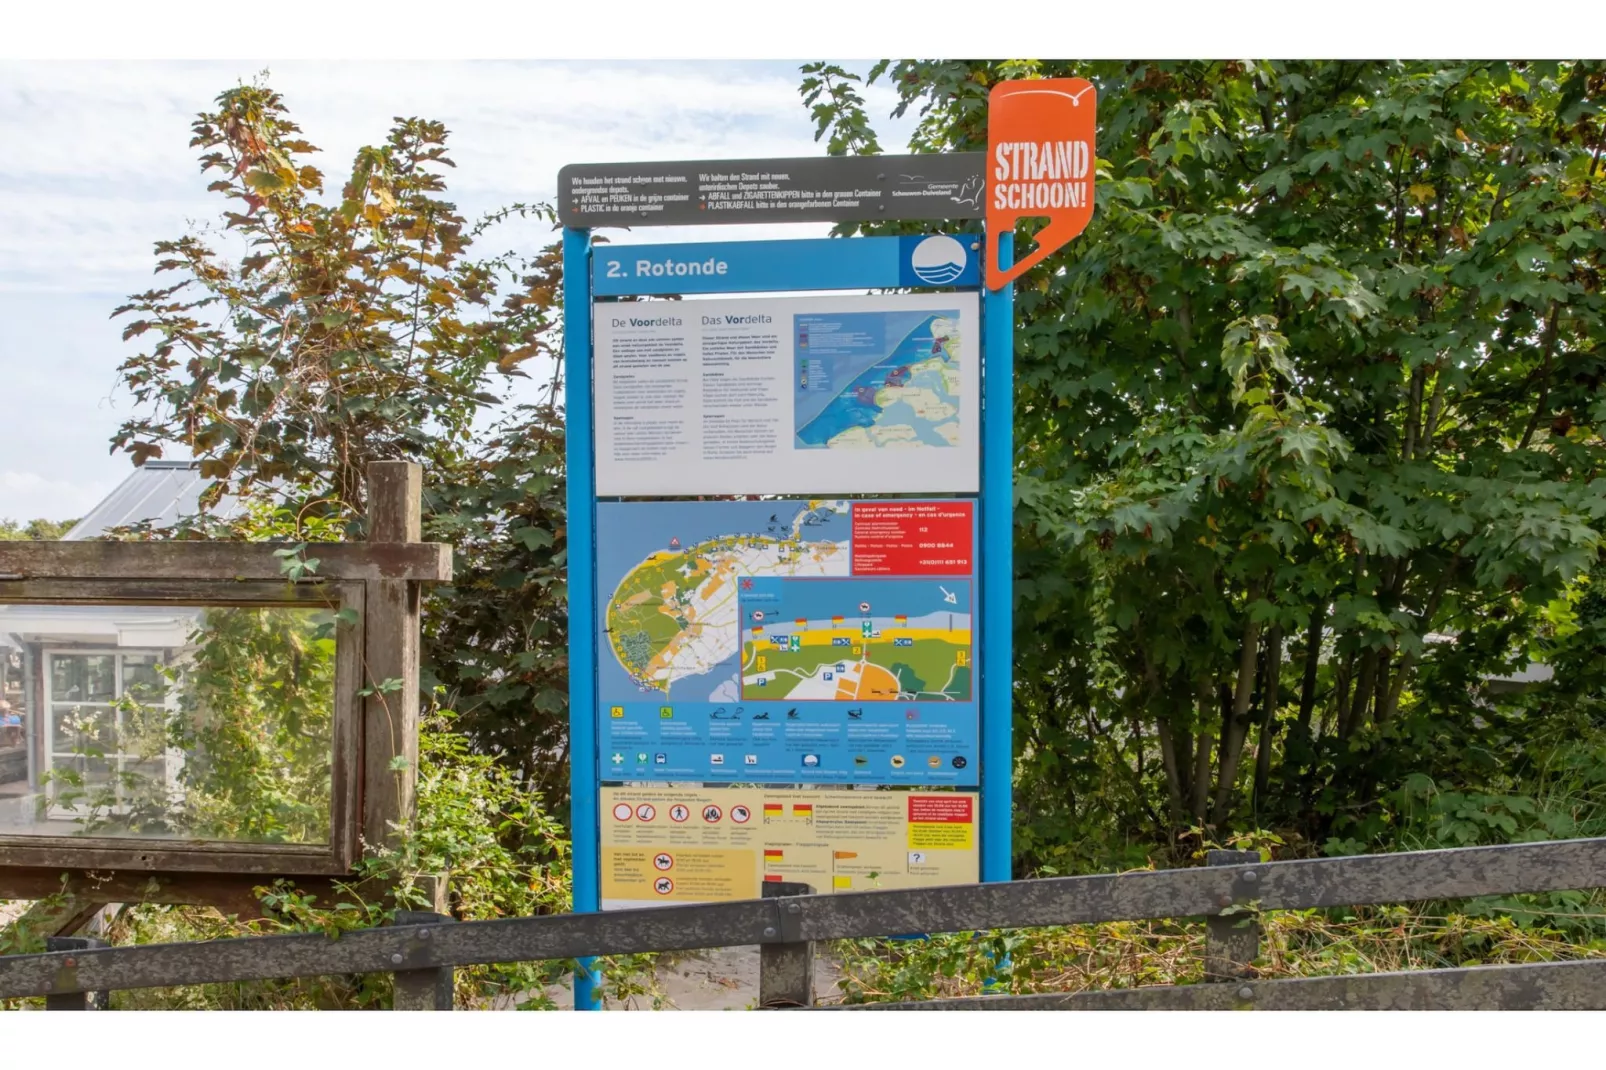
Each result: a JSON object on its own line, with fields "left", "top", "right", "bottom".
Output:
{"left": 0, "top": 469, "right": 116, "bottom": 522}
{"left": 0, "top": 59, "right": 917, "bottom": 518}
{"left": 0, "top": 60, "right": 913, "bottom": 291}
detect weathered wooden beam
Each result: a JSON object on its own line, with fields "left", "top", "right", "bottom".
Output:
{"left": 0, "top": 840, "right": 348, "bottom": 875}
{"left": 759, "top": 882, "right": 816, "bottom": 1009}
{"left": 10, "top": 898, "right": 107, "bottom": 942}
{"left": 5, "top": 837, "right": 1606, "bottom": 1001}
{"left": 362, "top": 461, "right": 424, "bottom": 851}
{"left": 0, "top": 899, "right": 779, "bottom": 998}
{"left": 43, "top": 937, "right": 109, "bottom": 1010}
{"left": 0, "top": 541, "right": 451, "bottom": 583}
{"left": 1203, "top": 849, "right": 1261, "bottom": 982}
{"left": 817, "top": 958, "right": 1606, "bottom": 1011}
{"left": 782, "top": 835, "right": 1606, "bottom": 945}
{"left": 390, "top": 911, "right": 455, "bottom": 1010}
{"left": 0, "top": 867, "right": 338, "bottom": 915}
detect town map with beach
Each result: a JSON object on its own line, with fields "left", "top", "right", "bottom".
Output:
{"left": 739, "top": 577, "right": 972, "bottom": 702}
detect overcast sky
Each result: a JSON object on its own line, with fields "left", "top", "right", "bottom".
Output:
{"left": 0, "top": 59, "right": 917, "bottom": 522}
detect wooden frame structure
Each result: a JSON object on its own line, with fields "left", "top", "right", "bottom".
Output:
{"left": 0, "top": 461, "right": 449, "bottom": 919}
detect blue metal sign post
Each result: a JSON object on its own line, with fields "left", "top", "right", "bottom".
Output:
{"left": 979, "top": 232, "right": 1014, "bottom": 886}
{"left": 561, "top": 225, "right": 604, "bottom": 1010}
{"left": 562, "top": 222, "right": 1014, "bottom": 1011}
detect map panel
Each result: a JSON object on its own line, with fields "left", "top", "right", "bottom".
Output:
{"left": 793, "top": 310, "right": 962, "bottom": 451}
{"left": 596, "top": 499, "right": 979, "bottom": 786}
{"left": 740, "top": 578, "right": 972, "bottom": 702}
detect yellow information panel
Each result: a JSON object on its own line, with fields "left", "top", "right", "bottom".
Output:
{"left": 600, "top": 787, "right": 979, "bottom": 908}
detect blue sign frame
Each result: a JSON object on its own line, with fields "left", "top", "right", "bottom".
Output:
{"left": 564, "top": 227, "right": 1014, "bottom": 1012}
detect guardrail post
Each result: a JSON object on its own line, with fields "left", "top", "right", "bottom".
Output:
{"left": 390, "top": 911, "right": 455, "bottom": 1010}
{"left": 760, "top": 882, "right": 816, "bottom": 1009}
{"left": 44, "top": 936, "right": 108, "bottom": 1010}
{"left": 1204, "top": 849, "right": 1263, "bottom": 982}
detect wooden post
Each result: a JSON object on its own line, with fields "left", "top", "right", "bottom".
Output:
{"left": 759, "top": 881, "right": 816, "bottom": 1009}
{"left": 1204, "top": 848, "right": 1262, "bottom": 982}
{"left": 44, "top": 936, "right": 109, "bottom": 1010}
{"left": 363, "top": 461, "right": 423, "bottom": 851}
{"left": 390, "top": 910, "right": 455, "bottom": 1010}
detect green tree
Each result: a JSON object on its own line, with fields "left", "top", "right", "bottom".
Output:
{"left": 803, "top": 61, "right": 1606, "bottom": 868}
{"left": 0, "top": 518, "right": 78, "bottom": 540}
{"left": 108, "top": 78, "right": 573, "bottom": 792}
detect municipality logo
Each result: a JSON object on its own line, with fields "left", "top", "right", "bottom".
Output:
{"left": 910, "top": 235, "right": 967, "bottom": 285}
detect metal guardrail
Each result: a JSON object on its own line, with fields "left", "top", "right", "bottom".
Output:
{"left": 3, "top": 837, "right": 1604, "bottom": 1010}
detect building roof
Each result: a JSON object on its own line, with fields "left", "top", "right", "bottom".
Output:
{"left": 3, "top": 463, "right": 238, "bottom": 650}
{"left": 64, "top": 462, "right": 242, "bottom": 540}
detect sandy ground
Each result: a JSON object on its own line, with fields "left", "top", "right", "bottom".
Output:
{"left": 527, "top": 944, "right": 846, "bottom": 1011}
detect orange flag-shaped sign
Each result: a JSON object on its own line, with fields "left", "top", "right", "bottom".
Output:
{"left": 985, "top": 78, "right": 1097, "bottom": 290}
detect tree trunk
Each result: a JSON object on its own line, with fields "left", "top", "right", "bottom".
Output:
{"left": 1379, "top": 555, "right": 1458, "bottom": 725}
{"left": 1331, "top": 649, "right": 1355, "bottom": 739}
{"left": 1373, "top": 652, "right": 1392, "bottom": 727}
{"left": 1296, "top": 601, "right": 1325, "bottom": 738}
{"left": 1155, "top": 716, "right": 1186, "bottom": 824}
{"left": 1211, "top": 601, "right": 1267, "bottom": 825}
{"left": 1189, "top": 683, "right": 1213, "bottom": 826}
{"left": 1341, "top": 649, "right": 1378, "bottom": 740}
{"left": 1253, "top": 624, "right": 1284, "bottom": 813}
{"left": 1280, "top": 602, "right": 1326, "bottom": 795}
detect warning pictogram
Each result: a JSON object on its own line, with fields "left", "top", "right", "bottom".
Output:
{"left": 636, "top": 803, "right": 657, "bottom": 822}
{"left": 669, "top": 804, "right": 690, "bottom": 823}
{"left": 731, "top": 805, "right": 751, "bottom": 824}
{"left": 653, "top": 877, "right": 674, "bottom": 895}
{"left": 653, "top": 852, "right": 674, "bottom": 871}
{"left": 702, "top": 805, "right": 723, "bottom": 823}
{"left": 612, "top": 803, "right": 633, "bottom": 822}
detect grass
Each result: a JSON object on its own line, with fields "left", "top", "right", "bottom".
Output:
{"left": 824, "top": 898, "right": 1606, "bottom": 1005}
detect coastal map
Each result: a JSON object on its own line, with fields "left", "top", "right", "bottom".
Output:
{"left": 603, "top": 500, "right": 850, "bottom": 698}
{"left": 793, "top": 310, "right": 961, "bottom": 450}
{"left": 594, "top": 499, "right": 981, "bottom": 786}
{"left": 740, "top": 577, "right": 972, "bottom": 702}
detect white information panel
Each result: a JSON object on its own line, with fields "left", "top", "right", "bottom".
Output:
{"left": 593, "top": 292, "right": 980, "bottom": 496}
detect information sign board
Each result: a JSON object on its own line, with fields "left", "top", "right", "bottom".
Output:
{"left": 560, "top": 126, "right": 1057, "bottom": 1003}
{"left": 600, "top": 786, "right": 979, "bottom": 908}
{"left": 594, "top": 291, "right": 980, "bottom": 496}
{"left": 595, "top": 498, "right": 978, "bottom": 785}
{"left": 560, "top": 153, "right": 986, "bottom": 228}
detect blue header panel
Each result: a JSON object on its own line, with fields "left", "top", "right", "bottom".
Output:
{"left": 592, "top": 234, "right": 980, "bottom": 296}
